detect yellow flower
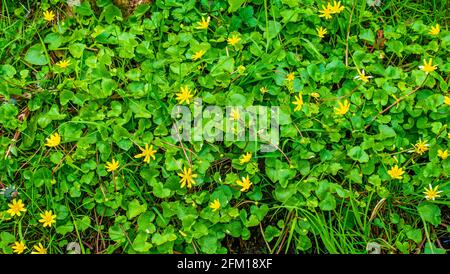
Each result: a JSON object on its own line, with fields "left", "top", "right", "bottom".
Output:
{"left": 105, "top": 159, "right": 120, "bottom": 172}
{"left": 45, "top": 133, "right": 61, "bottom": 147}
{"left": 39, "top": 210, "right": 57, "bottom": 228}
{"left": 209, "top": 199, "right": 220, "bottom": 211}
{"left": 423, "top": 184, "right": 442, "bottom": 201}
{"left": 237, "top": 65, "right": 246, "bottom": 74}
{"left": 239, "top": 152, "right": 252, "bottom": 165}
{"left": 444, "top": 96, "right": 450, "bottom": 106}
{"left": 354, "top": 69, "right": 373, "bottom": 83}
{"left": 318, "top": 5, "right": 333, "bottom": 19}
{"left": 236, "top": 175, "right": 252, "bottom": 192}
{"left": 56, "top": 59, "right": 70, "bottom": 69}
{"left": 260, "top": 87, "right": 268, "bottom": 94}
{"left": 178, "top": 167, "right": 197, "bottom": 189}
{"left": 7, "top": 199, "right": 26, "bottom": 217}
{"left": 387, "top": 165, "right": 404, "bottom": 180}
{"left": 176, "top": 86, "right": 194, "bottom": 105}
{"left": 12, "top": 241, "right": 27, "bottom": 254}
{"left": 329, "top": 1, "right": 345, "bottom": 14}
{"left": 43, "top": 10, "right": 55, "bottom": 22}
{"left": 293, "top": 94, "right": 304, "bottom": 112}
{"left": 419, "top": 58, "right": 437, "bottom": 74}
{"left": 410, "top": 139, "right": 429, "bottom": 155}
{"left": 134, "top": 144, "right": 157, "bottom": 163}
{"left": 286, "top": 72, "right": 295, "bottom": 82}
{"left": 31, "top": 243, "right": 47, "bottom": 254}
{"left": 196, "top": 16, "right": 210, "bottom": 30}
{"left": 316, "top": 27, "right": 327, "bottom": 38}
{"left": 311, "top": 92, "right": 320, "bottom": 99}
{"left": 334, "top": 100, "right": 350, "bottom": 115}
{"left": 438, "top": 149, "right": 448, "bottom": 160}
{"left": 227, "top": 35, "right": 241, "bottom": 46}
{"left": 429, "top": 24, "right": 440, "bottom": 35}
{"left": 192, "top": 49, "right": 206, "bottom": 61}
{"left": 230, "top": 109, "right": 240, "bottom": 121}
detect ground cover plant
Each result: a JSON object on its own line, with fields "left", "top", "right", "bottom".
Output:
{"left": 0, "top": 0, "right": 449, "bottom": 254}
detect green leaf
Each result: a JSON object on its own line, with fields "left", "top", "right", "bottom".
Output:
{"left": 418, "top": 203, "right": 441, "bottom": 226}
{"left": 132, "top": 232, "right": 153, "bottom": 252}
{"left": 127, "top": 199, "right": 147, "bottom": 219}
{"left": 359, "top": 28, "right": 375, "bottom": 44}
{"left": 75, "top": 216, "right": 91, "bottom": 232}
{"left": 266, "top": 21, "right": 282, "bottom": 41}
{"left": 109, "top": 224, "right": 126, "bottom": 243}
{"left": 101, "top": 78, "right": 117, "bottom": 97}
{"left": 424, "top": 242, "right": 446, "bottom": 254}
{"left": 103, "top": 4, "right": 122, "bottom": 24}
{"left": 24, "top": 44, "right": 48, "bottom": 65}
{"left": 319, "top": 193, "right": 336, "bottom": 211}
{"left": 32, "top": 167, "right": 52, "bottom": 188}
{"left": 56, "top": 221, "right": 74, "bottom": 235}
{"left": 378, "top": 124, "right": 396, "bottom": 139}
{"left": 406, "top": 229, "right": 422, "bottom": 244}
{"left": 264, "top": 225, "right": 281, "bottom": 242}
{"left": 228, "top": 0, "right": 245, "bottom": 12}
{"left": 347, "top": 146, "right": 369, "bottom": 163}
{"left": 69, "top": 43, "right": 86, "bottom": 59}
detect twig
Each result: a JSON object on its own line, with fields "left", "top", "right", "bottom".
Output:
{"left": 364, "top": 77, "right": 427, "bottom": 130}
{"left": 259, "top": 223, "right": 272, "bottom": 253}
{"left": 345, "top": 3, "right": 356, "bottom": 66}
{"left": 173, "top": 122, "right": 192, "bottom": 168}
{"left": 415, "top": 232, "right": 427, "bottom": 254}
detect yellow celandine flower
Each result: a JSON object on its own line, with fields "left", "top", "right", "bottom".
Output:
{"left": 329, "top": 1, "right": 345, "bottom": 14}
{"left": 192, "top": 49, "right": 206, "bottom": 61}
{"left": 286, "top": 72, "right": 295, "bottom": 81}
{"left": 311, "top": 92, "right": 320, "bottom": 99}
{"left": 178, "top": 167, "right": 197, "bottom": 189}
{"left": 410, "top": 139, "right": 429, "bottom": 155}
{"left": 293, "top": 94, "right": 304, "bottom": 112}
{"left": 31, "top": 243, "right": 47, "bottom": 254}
{"left": 105, "top": 159, "right": 120, "bottom": 172}
{"left": 39, "top": 210, "right": 57, "bottom": 228}
{"left": 236, "top": 175, "right": 252, "bottom": 192}
{"left": 448, "top": 132, "right": 450, "bottom": 139}
{"left": 316, "top": 27, "right": 327, "bottom": 38}
{"left": 12, "top": 241, "right": 27, "bottom": 254}
{"left": 318, "top": 5, "right": 333, "bottom": 19}
{"left": 134, "top": 144, "right": 157, "bottom": 163}
{"left": 45, "top": 133, "right": 61, "bottom": 147}
{"left": 230, "top": 109, "right": 240, "bottom": 121}
{"left": 354, "top": 69, "right": 373, "bottom": 83}
{"left": 176, "top": 86, "right": 194, "bottom": 105}
{"left": 196, "top": 16, "right": 210, "bottom": 30}
{"left": 334, "top": 100, "right": 350, "bottom": 115}
{"left": 239, "top": 152, "right": 252, "bottom": 165}
{"left": 260, "top": 87, "right": 268, "bottom": 94}
{"left": 227, "top": 35, "right": 241, "bottom": 46}
{"left": 423, "top": 184, "right": 442, "bottom": 201}
{"left": 444, "top": 96, "right": 450, "bottom": 106}
{"left": 209, "top": 199, "right": 220, "bottom": 211}
{"left": 388, "top": 165, "right": 405, "bottom": 179}
{"left": 7, "top": 199, "right": 26, "bottom": 217}
{"left": 43, "top": 10, "right": 55, "bottom": 22}
{"left": 419, "top": 58, "right": 437, "bottom": 74}
{"left": 438, "top": 149, "right": 448, "bottom": 160}
{"left": 237, "top": 65, "right": 246, "bottom": 74}
{"left": 429, "top": 24, "right": 440, "bottom": 35}
{"left": 56, "top": 60, "right": 70, "bottom": 69}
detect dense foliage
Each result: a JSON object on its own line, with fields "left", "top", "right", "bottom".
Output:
{"left": 0, "top": 0, "right": 449, "bottom": 254}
